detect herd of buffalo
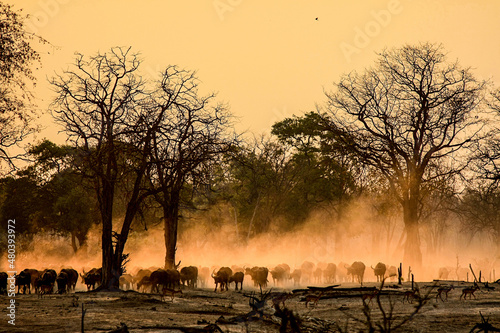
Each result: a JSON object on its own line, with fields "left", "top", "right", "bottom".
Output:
{"left": 1, "top": 260, "right": 489, "bottom": 296}
{"left": 0, "top": 260, "right": 406, "bottom": 296}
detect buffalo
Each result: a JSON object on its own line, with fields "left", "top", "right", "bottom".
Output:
{"left": 133, "top": 269, "right": 152, "bottom": 289}
{"left": 60, "top": 268, "right": 78, "bottom": 292}
{"left": 180, "top": 266, "right": 198, "bottom": 288}
{"left": 22, "top": 269, "right": 40, "bottom": 293}
{"left": 15, "top": 270, "right": 31, "bottom": 294}
{"left": 0, "top": 272, "right": 7, "bottom": 294}
{"left": 56, "top": 271, "right": 69, "bottom": 294}
{"left": 80, "top": 268, "right": 102, "bottom": 291}
{"left": 197, "top": 266, "right": 210, "bottom": 288}
{"left": 245, "top": 266, "right": 269, "bottom": 289}
{"left": 371, "top": 262, "right": 387, "bottom": 282}
{"left": 119, "top": 274, "right": 134, "bottom": 290}
{"left": 313, "top": 267, "right": 323, "bottom": 284}
{"left": 212, "top": 267, "right": 232, "bottom": 292}
{"left": 150, "top": 269, "right": 181, "bottom": 293}
{"left": 438, "top": 267, "right": 450, "bottom": 280}
{"left": 270, "top": 264, "right": 290, "bottom": 286}
{"left": 228, "top": 272, "right": 244, "bottom": 291}
{"left": 387, "top": 265, "right": 398, "bottom": 282}
{"left": 165, "top": 269, "right": 181, "bottom": 290}
{"left": 346, "top": 261, "right": 366, "bottom": 285}
{"left": 336, "top": 262, "right": 349, "bottom": 282}
{"left": 289, "top": 269, "right": 302, "bottom": 286}
{"left": 37, "top": 269, "right": 57, "bottom": 295}
{"left": 149, "top": 269, "right": 169, "bottom": 293}
{"left": 137, "top": 275, "right": 152, "bottom": 293}
{"left": 323, "top": 263, "right": 337, "bottom": 283}
{"left": 300, "top": 261, "right": 315, "bottom": 283}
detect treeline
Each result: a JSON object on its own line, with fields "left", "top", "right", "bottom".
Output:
{"left": 2, "top": 102, "right": 500, "bottom": 262}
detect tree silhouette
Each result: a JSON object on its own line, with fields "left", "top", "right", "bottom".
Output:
{"left": 50, "top": 47, "right": 150, "bottom": 289}
{"left": 322, "top": 43, "right": 488, "bottom": 270}
{"left": 145, "top": 65, "right": 235, "bottom": 269}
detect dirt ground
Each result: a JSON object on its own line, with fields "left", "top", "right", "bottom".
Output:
{"left": 2, "top": 281, "right": 500, "bottom": 333}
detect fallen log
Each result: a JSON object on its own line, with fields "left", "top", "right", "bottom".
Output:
{"left": 432, "top": 279, "right": 468, "bottom": 284}
{"left": 306, "top": 284, "right": 341, "bottom": 291}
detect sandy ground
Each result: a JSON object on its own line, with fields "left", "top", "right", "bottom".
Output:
{"left": 1, "top": 280, "right": 500, "bottom": 333}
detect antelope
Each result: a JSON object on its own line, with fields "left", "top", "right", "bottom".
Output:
{"left": 460, "top": 284, "right": 479, "bottom": 300}
{"left": 402, "top": 289, "right": 419, "bottom": 303}
{"left": 436, "top": 285, "right": 454, "bottom": 302}
{"left": 362, "top": 289, "right": 380, "bottom": 304}
{"left": 305, "top": 291, "right": 326, "bottom": 308}
{"left": 159, "top": 287, "right": 182, "bottom": 302}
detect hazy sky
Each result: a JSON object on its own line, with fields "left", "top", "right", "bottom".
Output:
{"left": 6, "top": 0, "right": 500, "bottom": 143}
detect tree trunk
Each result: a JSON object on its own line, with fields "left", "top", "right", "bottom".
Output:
{"left": 496, "top": 225, "right": 500, "bottom": 257}
{"left": 371, "top": 222, "right": 381, "bottom": 258}
{"left": 76, "top": 231, "right": 87, "bottom": 253}
{"left": 71, "top": 231, "right": 78, "bottom": 254}
{"left": 113, "top": 174, "right": 145, "bottom": 281}
{"left": 334, "top": 226, "right": 344, "bottom": 259}
{"left": 402, "top": 197, "right": 422, "bottom": 273}
{"left": 164, "top": 204, "right": 179, "bottom": 270}
{"left": 334, "top": 202, "right": 346, "bottom": 259}
{"left": 101, "top": 221, "right": 115, "bottom": 289}
{"left": 99, "top": 180, "right": 117, "bottom": 290}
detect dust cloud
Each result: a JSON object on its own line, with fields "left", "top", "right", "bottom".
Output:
{"left": 2, "top": 199, "right": 499, "bottom": 285}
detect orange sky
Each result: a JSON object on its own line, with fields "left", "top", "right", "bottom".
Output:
{"left": 5, "top": 0, "right": 500, "bottom": 143}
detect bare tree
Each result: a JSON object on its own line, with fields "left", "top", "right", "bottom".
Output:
{"left": 323, "top": 43, "right": 488, "bottom": 270}
{"left": 146, "top": 65, "right": 235, "bottom": 269}
{"left": 50, "top": 47, "right": 150, "bottom": 289}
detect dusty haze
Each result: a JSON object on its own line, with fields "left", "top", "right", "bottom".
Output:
{"left": 4, "top": 198, "right": 498, "bottom": 288}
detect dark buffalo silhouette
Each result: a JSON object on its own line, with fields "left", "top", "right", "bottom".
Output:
{"left": 36, "top": 269, "right": 57, "bottom": 295}
{"left": 229, "top": 271, "right": 245, "bottom": 291}
{"left": 56, "top": 271, "right": 69, "bottom": 294}
{"left": 150, "top": 269, "right": 181, "bottom": 293}
{"left": 245, "top": 266, "right": 269, "bottom": 289}
{"left": 371, "top": 262, "right": 387, "bottom": 282}
{"left": 80, "top": 268, "right": 102, "bottom": 291}
{"left": 133, "top": 269, "right": 152, "bottom": 289}
{"left": 270, "top": 264, "right": 290, "bottom": 286}
{"left": 180, "top": 266, "right": 198, "bottom": 288}
{"left": 0, "top": 272, "right": 7, "bottom": 294}
{"left": 137, "top": 275, "right": 152, "bottom": 292}
{"left": 60, "top": 268, "right": 78, "bottom": 292}
{"left": 346, "top": 261, "right": 366, "bottom": 285}
{"left": 15, "top": 270, "right": 31, "bottom": 294}
{"left": 22, "top": 269, "right": 40, "bottom": 293}
{"left": 212, "top": 267, "right": 232, "bottom": 292}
